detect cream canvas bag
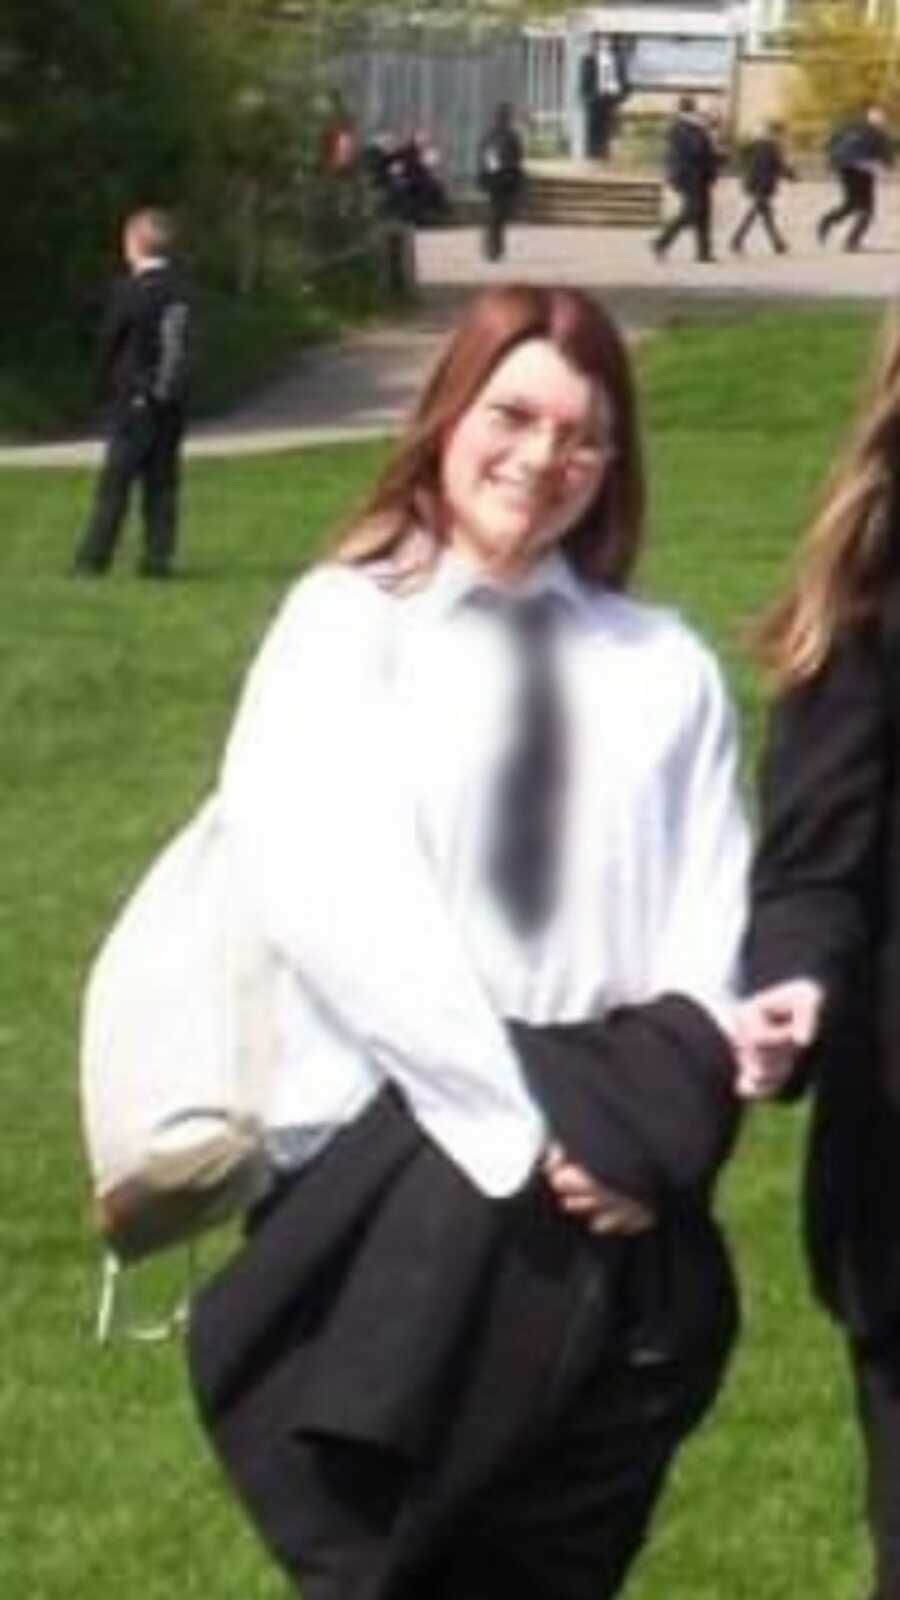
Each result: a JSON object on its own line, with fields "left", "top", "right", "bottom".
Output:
{"left": 80, "top": 794, "right": 280, "bottom": 1264}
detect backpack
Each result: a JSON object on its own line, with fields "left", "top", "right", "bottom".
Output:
{"left": 80, "top": 794, "right": 281, "bottom": 1264}
{"left": 827, "top": 124, "right": 865, "bottom": 170}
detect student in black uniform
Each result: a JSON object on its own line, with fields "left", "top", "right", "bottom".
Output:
{"left": 737, "top": 308, "right": 900, "bottom": 1600}
{"left": 187, "top": 284, "right": 749, "bottom": 1600}
{"left": 652, "top": 96, "right": 719, "bottom": 263}
{"left": 730, "top": 120, "right": 795, "bottom": 256}
{"left": 73, "top": 207, "right": 190, "bottom": 579}
{"left": 477, "top": 104, "right": 525, "bottom": 262}
{"left": 817, "top": 105, "right": 894, "bottom": 253}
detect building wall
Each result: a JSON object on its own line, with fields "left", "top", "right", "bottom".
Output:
{"left": 732, "top": 50, "right": 802, "bottom": 137}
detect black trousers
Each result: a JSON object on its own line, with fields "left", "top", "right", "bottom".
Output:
{"left": 74, "top": 399, "right": 184, "bottom": 574}
{"left": 238, "top": 1332, "right": 731, "bottom": 1600}
{"left": 819, "top": 168, "right": 875, "bottom": 250}
{"left": 850, "top": 1334, "right": 900, "bottom": 1600}
{"left": 731, "top": 195, "right": 786, "bottom": 253}
{"left": 482, "top": 192, "right": 515, "bottom": 262}
{"left": 654, "top": 185, "right": 714, "bottom": 261}
{"left": 203, "top": 1182, "right": 736, "bottom": 1600}
{"left": 584, "top": 96, "right": 612, "bottom": 161}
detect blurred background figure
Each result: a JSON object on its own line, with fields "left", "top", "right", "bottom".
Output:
{"left": 320, "top": 93, "right": 358, "bottom": 176}
{"left": 730, "top": 120, "right": 796, "bottom": 256}
{"left": 477, "top": 102, "right": 525, "bottom": 262}
{"left": 652, "top": 96, "right": 719, "bottom": 264}
{"left": 577, "top": 33, "right": 634, "bottom": 162}
{"left": 404, "top": 129, "right": 452, "bottom": 226}
{"left": 363, "top": 128, "right": 449, "bottom": 227}
{"left": 363, "top": 130, "right": 413, "bottom": 223}
{"left": 577, "top": 32, "right": 602, "bottom": 159}
{"left": 817, "top": 104, "right": 894, "bottom": 253}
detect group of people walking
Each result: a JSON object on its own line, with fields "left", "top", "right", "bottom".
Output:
{"left": 653, "top": 95, "right": 894, "bottom": 263}
{"left": 475, "top": 93, "right": 895, "bottom": 274}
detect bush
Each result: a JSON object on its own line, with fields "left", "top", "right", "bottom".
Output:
{"left": 0, "top": 1, "right": 399, "bottom": 437}
{"left": 0, "top": 0, "right": 227, "bottom": 330}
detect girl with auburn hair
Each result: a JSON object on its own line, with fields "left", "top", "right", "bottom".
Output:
{"left": 738, "top": 308, "right": 900, "bottom": 1600}
{"left": 188, "top": 285, "right": 749, "bottom": 1600}
{"left": 338, "top": 282, "right": 645, "bottom": 588}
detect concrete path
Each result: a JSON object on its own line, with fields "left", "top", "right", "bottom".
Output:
{"left": 2, "top": 178, "right": 898, "bottom": 469}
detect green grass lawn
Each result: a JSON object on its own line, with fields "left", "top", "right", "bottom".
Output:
{"left": 0, "top": 305, "right": 884, "bottom": 1598}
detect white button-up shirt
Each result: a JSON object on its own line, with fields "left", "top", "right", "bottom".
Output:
{"left": 220, "top": 548, "right": 750, "bottom": 1197}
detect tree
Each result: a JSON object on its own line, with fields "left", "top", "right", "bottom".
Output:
{"left": 783, "top": 0, "right": 900, "bottom": 146}
{"left": 0, "top": 0, "right": 229, "bottom": 324}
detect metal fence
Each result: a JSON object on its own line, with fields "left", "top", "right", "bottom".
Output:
{"left": 327, "top": 18, "right": 526, "bottom": 184}
{"left": 523, "top": 30, "right": 569, "bottom": 154}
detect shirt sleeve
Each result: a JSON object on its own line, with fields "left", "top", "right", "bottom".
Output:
{"left": 219, "top": 565, "right": 546, "bottom": 1197}
{"left": 649, "top": 638, "right": 751, "bottom": 1035}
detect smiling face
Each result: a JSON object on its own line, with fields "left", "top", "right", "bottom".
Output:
{"left": 439, "top": 338, "right": 614, "bottom": 583}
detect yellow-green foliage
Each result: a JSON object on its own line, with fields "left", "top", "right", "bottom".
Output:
{"left": 782, "top": 0, "right": 900, "bottom": 148}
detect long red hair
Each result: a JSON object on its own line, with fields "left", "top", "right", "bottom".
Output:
{"left": 335, "top": 284, "right": 645, "bottom": 589}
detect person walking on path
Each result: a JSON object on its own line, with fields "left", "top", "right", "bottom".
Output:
{"left": 72, "top": 207, "right": 191, "bottom": 579}
{"left": 652, "top": 96, "right": 719, "bottom": 264}
{"left": 730, "top": 120, "right": 796, "bottom": 256}
{"left": 477, "top": 103, "right": 525, "bottom": 263}
{"left": 817, "top": 105, "right": 894, "bottom": 253}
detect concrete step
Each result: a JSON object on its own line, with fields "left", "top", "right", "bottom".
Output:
{"left": 521, "top": 211, "right": 656, "bottom": 228}
{"left": 522, "top": 202, "right": 660, "bottom": 226}
{"left": 523, "top": 173, "right": 661, "bottom": 227}
{"left": 451, "top": 171, "right": 662, "bottom": 228}
{"left": 527, "top": 177, "right": 656, "bottom": 195}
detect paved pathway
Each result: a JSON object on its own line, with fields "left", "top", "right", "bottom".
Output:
{"left": 2, "top": 178, "right": 898, "bottom": 468}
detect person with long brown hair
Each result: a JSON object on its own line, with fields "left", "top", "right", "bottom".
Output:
{"left": 737, "top": 307, "right": 900, "bottom": 1600}
{"left": 187, "top": 284, "right": 749, "bottom": 1600}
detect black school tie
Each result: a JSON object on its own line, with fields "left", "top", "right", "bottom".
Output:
{"left": 479, "top": 592, "right": 567, "bottom": 935}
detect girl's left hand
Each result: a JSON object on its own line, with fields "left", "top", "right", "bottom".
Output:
{"left": 542, "top": 1143, "right": 656, "bottom": 1235}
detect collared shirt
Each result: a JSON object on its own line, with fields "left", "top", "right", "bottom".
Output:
{"left": 220, "top": 548, "right": 750, "bottom": 1197}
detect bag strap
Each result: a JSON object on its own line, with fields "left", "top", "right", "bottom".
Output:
{"left": 94, "top": 1244, "right": 199, "bottom": 1345}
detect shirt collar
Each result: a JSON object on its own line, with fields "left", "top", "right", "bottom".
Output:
{"left": 423, "top": 547, "right": 596, "bottom": 624}
{"left": 133, "top": 257, "right": 167, "bottom": 275}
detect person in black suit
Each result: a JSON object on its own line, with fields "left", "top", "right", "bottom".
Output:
{"left": 578, "top": 34, "right": 633, "bottom": 162}
{"left": 73, "top": 207, "right": 190, "bottom": 579}
{"left": 730, "top": 120, "right": 796, "bottom": 255}
{"left": 186, "top": 285, "right": 749, "bottom": 1600}
{"left": 737, "top": 309, "right": 900, "bottom": 1600}
{"left": 577, "top": 33, "right": 602, "bottom": 159}
{"left": 652, "top": 95, "right": 719, "bottom": 263}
